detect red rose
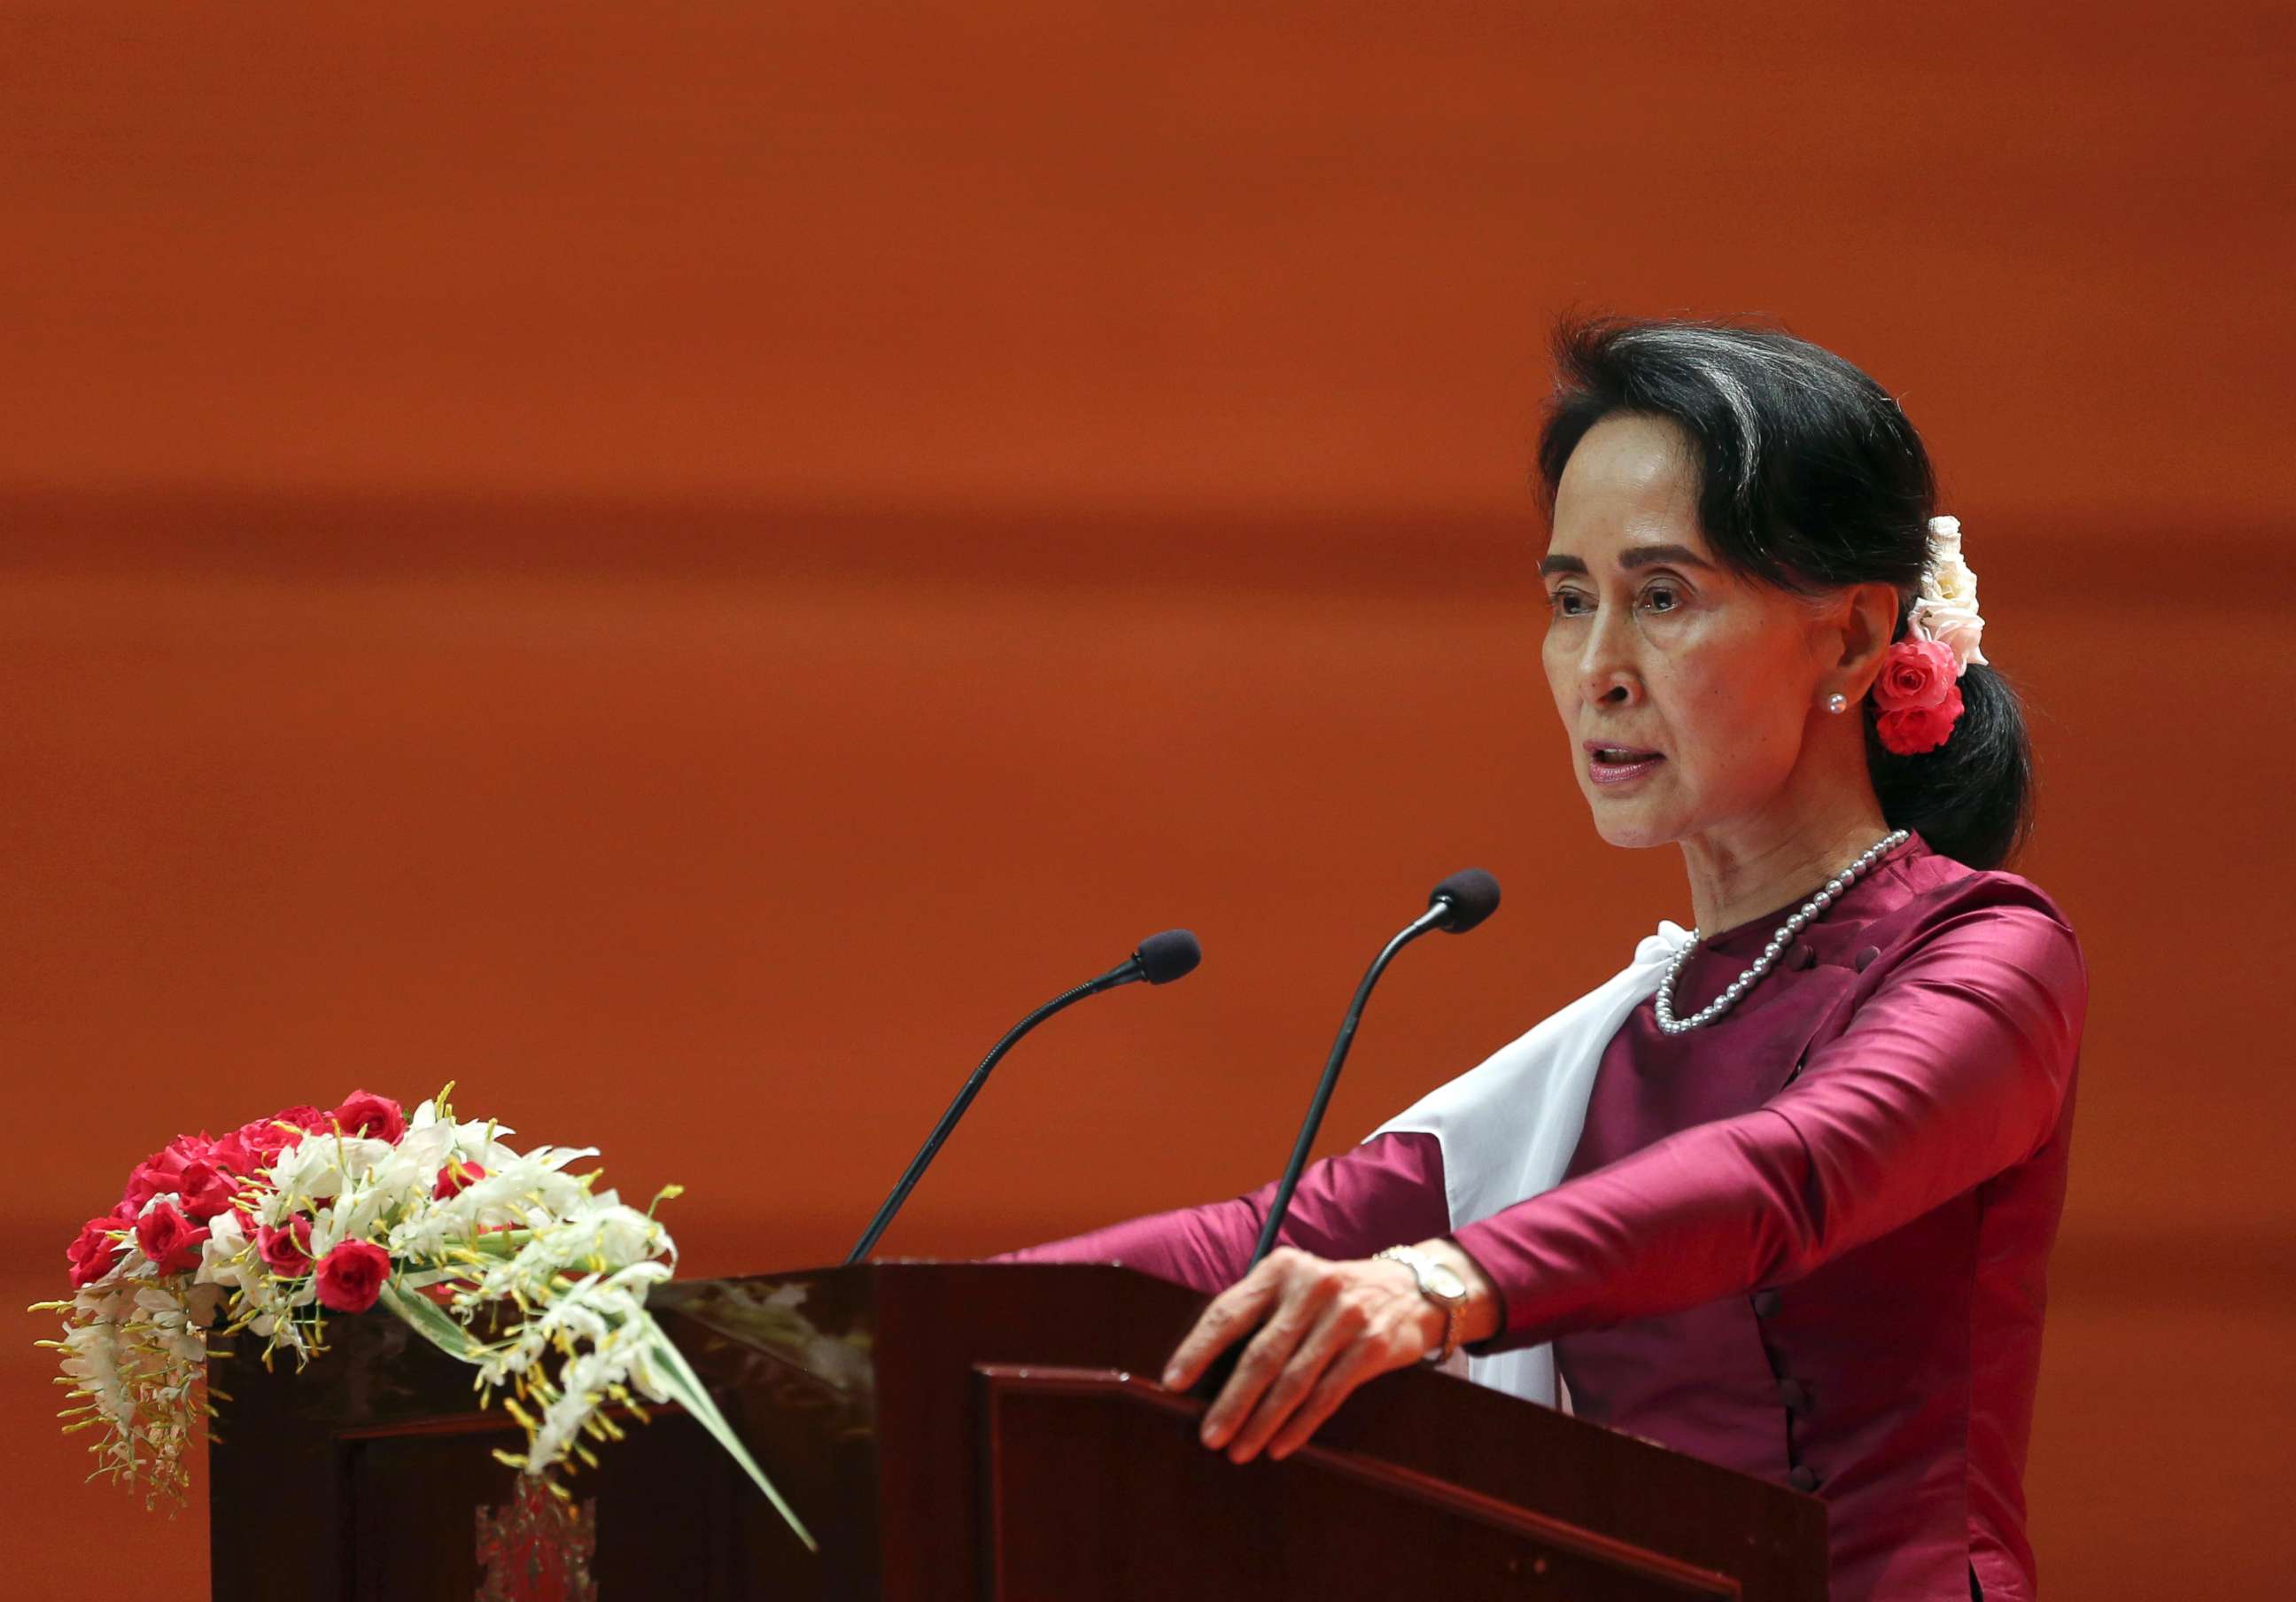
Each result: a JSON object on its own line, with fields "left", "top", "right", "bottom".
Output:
{"left": 314, "top": 1239, "right": 392, "bottom": 1313}
{"left": 1873, "top": 638, "right": 1958, "bottom": 713}
{"left": 164, "top": 1130, "right": 217, "bottom": 1163}
{"left": 118, "top": 1132, "right": 214, "bottom": 1216}
{"left": 257, "top": 1217, "right": 315, "bottom": 1277}
{"left": 175, "top": 1158, "right": 239, "bottom": 1222}
{"left": 432, "top": 1160, "right": 487, "bottom": 1201}
{"left": 207, "top": 1132, "right": 257, "bottom": 1175}
{"left": 1871, "top": 638, "right": 1964, "bottom": 758}
{"left": 66, "top": 1217, "right": 126, "bottom": 1289}
{"left": 1877, "top": 684, "right": 1965, "bottom": 756}
{"left": 213, "top": 1105, "right": 330, "bottom": 1174}
{"left": 330, "top": 1091, "right": 406, "bottom": 1145}
{"left": 135, "top": 1201, "right": 212, "bottom": 1276}
{"left": 120, "top": 1163, "right": 166, "bottom": 1213}
{"left": 156, "top": 1131, "right": 217, "bottom": 1172}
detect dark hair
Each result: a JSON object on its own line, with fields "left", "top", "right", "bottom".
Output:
{"left": 1532, "top": 315, "right": 2032, "bottom": 869}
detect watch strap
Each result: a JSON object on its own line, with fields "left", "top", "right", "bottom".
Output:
{"left": 1374, "top": 1245, "right": 1463, "bottom": 1366}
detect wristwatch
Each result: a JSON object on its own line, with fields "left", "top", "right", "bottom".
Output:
{"left": 1373, "top": 1245, "right": 1470, "bottom": 1365}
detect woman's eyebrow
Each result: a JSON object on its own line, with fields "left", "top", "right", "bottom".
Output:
{"left": 1538, "top": 544, "right": 1714, "bottom": 578}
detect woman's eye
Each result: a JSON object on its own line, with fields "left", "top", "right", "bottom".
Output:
{"left": 1548, "top": 590, "right": 1591, "bottom": 617}
{"left": 1641, "top": 584, "right": 1680, "bottom": 613}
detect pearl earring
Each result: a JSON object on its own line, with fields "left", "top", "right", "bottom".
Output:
{"left": 1826, "top": 693, "right": 1849, "bottom": 715}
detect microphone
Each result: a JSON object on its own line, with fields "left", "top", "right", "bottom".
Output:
{"left": 845, "top": 928, "right": 1202, "bottom": 1264}
{"left": 1247, "top": 869, "right": 1500, "bottom": 1265}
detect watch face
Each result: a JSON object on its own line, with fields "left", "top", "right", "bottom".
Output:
{"left": 1424, "top": 1262, "right": 1469, "bottom": 1303}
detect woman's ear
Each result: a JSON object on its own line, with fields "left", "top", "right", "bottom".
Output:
{"left": 1833, "top": 581, "right": 1901, "bottom": 698}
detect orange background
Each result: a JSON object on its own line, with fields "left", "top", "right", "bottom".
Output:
{"left": 4, "top": 3, "right": 2290, "bottom": 1593}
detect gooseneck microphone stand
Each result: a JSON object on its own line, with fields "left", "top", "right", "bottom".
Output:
{"left": 846, "top": 929, "right": 1201, "bottom": 1264}
{"left": 1248, "top": 869, "right": 1501, "bottom": 1267}
{"left": 846, "top": 976, "right": 1109, "bottom": 1264}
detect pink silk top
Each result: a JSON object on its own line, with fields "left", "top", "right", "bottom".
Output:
{"left": 999, "top": 837, "right": 2087, "bottom": 1602}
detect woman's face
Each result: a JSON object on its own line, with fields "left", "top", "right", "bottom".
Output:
{"left": 1540, "top": 413, "right": 1842, "bottom": 852}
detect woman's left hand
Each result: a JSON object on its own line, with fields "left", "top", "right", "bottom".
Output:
{"left": 1159, "top": 1245, "right": 1466, "bottom": 1464}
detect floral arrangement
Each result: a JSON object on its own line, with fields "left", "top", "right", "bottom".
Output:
{"left": 1873, "top": 514, "right": 1989, "bottom": 756}
{"left": 35, "top": 1085, "right": 811, "bottom": 1549}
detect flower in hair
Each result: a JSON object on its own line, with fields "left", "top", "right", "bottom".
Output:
{"left": 1866, "top": 514, "right": 1986, "bottom": 756}
{"left": 1904, "top": 515, "right": 1987, "bottom": 673}
{"left": 1873, "top": 637, "right": 1964, "bottom": 756}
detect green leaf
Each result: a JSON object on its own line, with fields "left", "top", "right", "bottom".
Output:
{"left": 640, "top": 1319, "right": 817, "bottom": 1553}
{"left": 379, "top": 1279, "right": 813, "bottom": 1553}
{"left": 458, "top": 1229, "right": 536, "bottom": 1258}
{"left": 376, "top": 1280, "right": 486, "bottom": 1364}
{"left": 391, "top": 1267, "right": 466, "bottom": 1292}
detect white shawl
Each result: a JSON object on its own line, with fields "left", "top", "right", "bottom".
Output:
{"left": 1370, "top": 921, "right": 1694, "bottom": 1408}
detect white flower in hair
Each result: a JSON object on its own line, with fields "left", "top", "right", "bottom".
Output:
{"left": 1907, "top": 514, "right": 1988, "bottom": 673}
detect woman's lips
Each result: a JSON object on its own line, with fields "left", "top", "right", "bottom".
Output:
{"left": 1584, "top": 743, "right": 1665, "bottom": 786}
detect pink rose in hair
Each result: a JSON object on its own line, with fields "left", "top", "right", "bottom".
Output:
{"left": 1872, "top": 638, "right": 1964, "bottom": 756}
{"left": 1874, "top": 638, "right": 1957, "bottom": 711}
{"left": 1876, "top": 690, "right": 1963, "bottom": 756}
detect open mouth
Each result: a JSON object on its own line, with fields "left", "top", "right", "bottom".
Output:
{"left": 1584, "top": 743, "right": 1665, "bottom": 785}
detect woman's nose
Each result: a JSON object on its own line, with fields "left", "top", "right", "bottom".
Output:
{"left": 1578, "top": 613, "right": 1641, "bottom": 707}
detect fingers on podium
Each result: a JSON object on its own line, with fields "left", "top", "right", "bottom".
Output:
{"left": 1161, "top": 1247, "right": 1294, "bottom": 1389}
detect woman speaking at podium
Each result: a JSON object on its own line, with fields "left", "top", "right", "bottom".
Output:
{"left": 1002, "top": 317, "right": 2086, "bottom": 1602}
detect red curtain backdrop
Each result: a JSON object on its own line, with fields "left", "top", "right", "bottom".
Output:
{"left": 4, "top": 4, "right": 2288, "bottom": 1594}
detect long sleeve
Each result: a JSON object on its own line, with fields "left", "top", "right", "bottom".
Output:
{"left": 1453, "top": 892, "right": 2087, "bottom": 1353}
{"left": 994, "top": 1129, "right": 1451, "bottom": 1297}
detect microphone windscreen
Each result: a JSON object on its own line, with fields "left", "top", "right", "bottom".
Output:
{"left": 1428, "top": 868, "right": 1501, "bottom": 934}
{"left": 1134, "top": 929, "right": 1203, "bottom": 984}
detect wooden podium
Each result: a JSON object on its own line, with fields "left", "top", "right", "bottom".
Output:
{"left": 208, "top": 1263, "right": 1826, "bottom": 1599}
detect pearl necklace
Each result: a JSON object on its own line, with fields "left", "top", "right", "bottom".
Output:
{"left": 1653, "top": 829, "right": 1911, "bottom": 1035}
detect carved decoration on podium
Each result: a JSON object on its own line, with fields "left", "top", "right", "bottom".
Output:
{"left": 475, "top": 1476, "right": 597, "bottom": 1602}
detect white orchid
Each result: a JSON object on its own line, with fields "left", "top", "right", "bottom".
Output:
{"left": 196, "top": 1211, "right": 256, "bottom": 1291}
{"left": 256, "top": 1133, "right": 399, "bottom": 1220}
